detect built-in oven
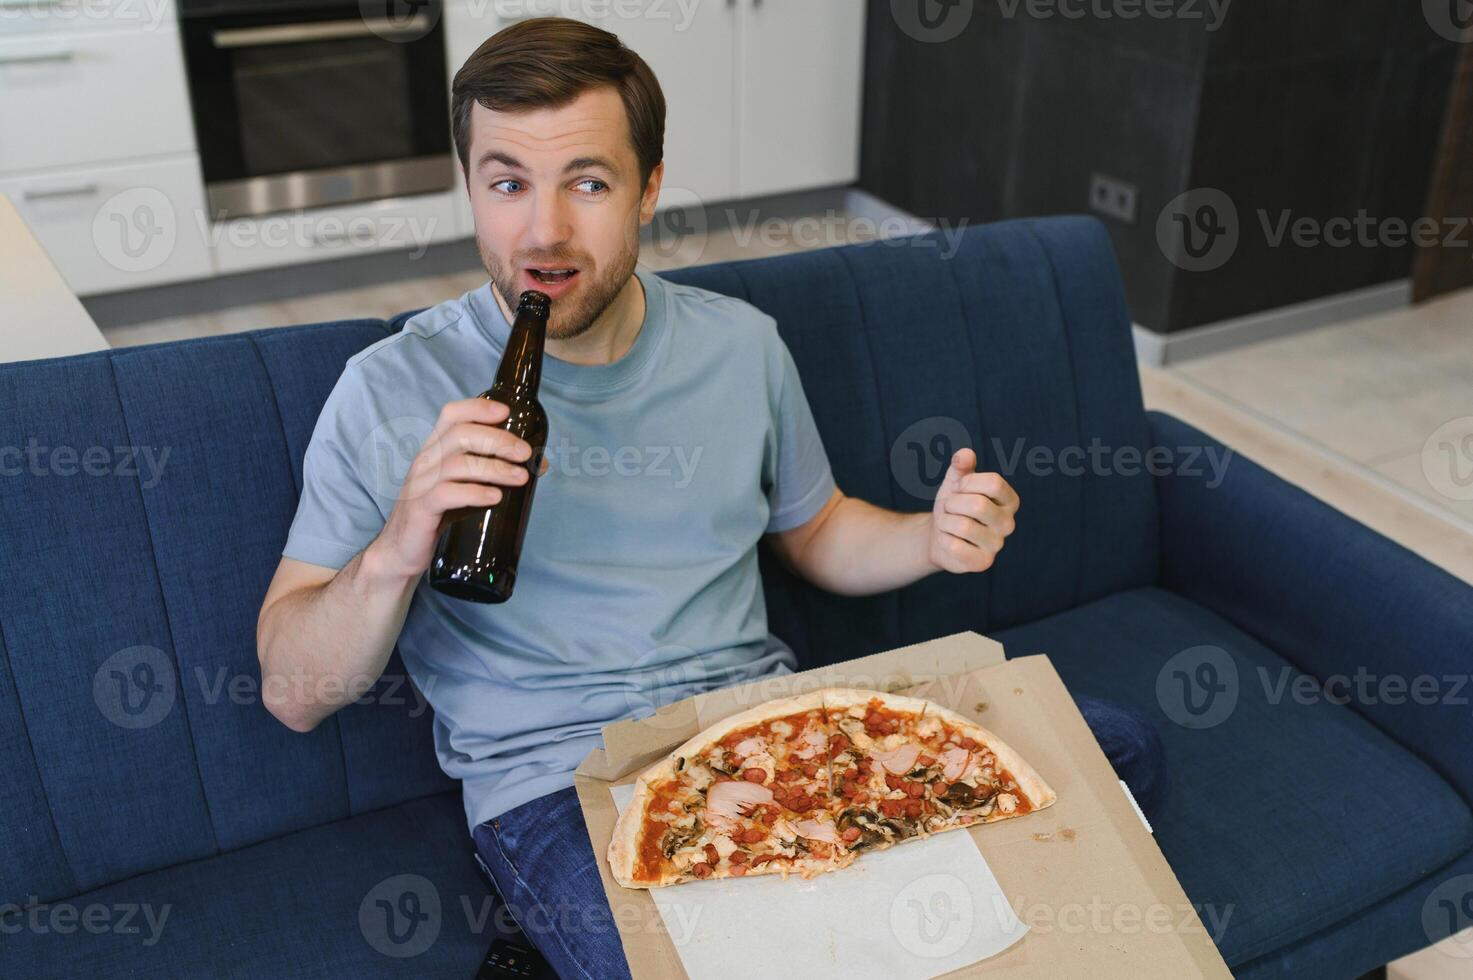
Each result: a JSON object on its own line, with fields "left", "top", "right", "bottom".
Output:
{"left": 178, "top": 0, "right": 453, "bottom": 220}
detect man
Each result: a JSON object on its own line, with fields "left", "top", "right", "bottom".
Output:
{"left": 256, "top": 17, "right": 1165, "bottom": 979}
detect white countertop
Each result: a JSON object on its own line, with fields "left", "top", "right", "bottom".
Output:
{"left": 0, "top": 191, "right": 108, "bottom": 365}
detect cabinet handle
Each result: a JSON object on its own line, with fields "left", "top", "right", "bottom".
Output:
{"left": 23, "top": 183, "right": 99, "bottom": 201}
{"left": 0, "top": 50, "right": 76, "bottom": 66}
{"left": 212, "top": 14, "right": 430, "bottom": 48}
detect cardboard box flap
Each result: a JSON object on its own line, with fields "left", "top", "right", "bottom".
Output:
{"left": 590, "top": 631, "right": 1005, "bottom": 777}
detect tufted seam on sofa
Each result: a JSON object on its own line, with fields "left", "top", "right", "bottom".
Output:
{"left": 246, "top": 330, "right": 356, "bottom": 817}
{"left": 107, "top": 354, "right": 222, "bottom": 857}
{"left": 728, "top": 260, "right": 816, "bottom": 658}
{"left": 246, "top": 331, "right": 307, "bottom": 499}
{"left": 1021, "top": 221, "right": 1089, "bottom": 612}
{"left": 937, "top": 232, "right": 996, "bottom": 631}
{"left": 0, "top": 623, "right": 79, "bottom": 902}
{"left": 833, "top": 244, "right": 904, "bottom": 648}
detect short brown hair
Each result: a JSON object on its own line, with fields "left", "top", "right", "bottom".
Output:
{"left": 451, "top": 17, "right": 666, "bottom": 189}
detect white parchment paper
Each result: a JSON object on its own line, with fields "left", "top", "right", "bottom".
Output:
{"left": 610, "top": 782, "right": 1028, "bottom": 979}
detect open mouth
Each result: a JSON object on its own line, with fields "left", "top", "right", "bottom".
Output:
{"left": 527, "top": 267, "right": 579, "bottom": 285}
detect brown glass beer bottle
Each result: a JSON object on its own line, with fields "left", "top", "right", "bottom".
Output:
{"left": 429, "top": 289, "right": 550, "bottom": 603}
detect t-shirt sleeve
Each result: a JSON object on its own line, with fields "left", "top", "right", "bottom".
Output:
{"left": 282, "top": 365, "right": 391, "bottom": 570}
{"left": 761, "top": 327, "right": 837, "bottom": 535}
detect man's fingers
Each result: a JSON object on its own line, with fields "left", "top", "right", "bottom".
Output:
{"left": 441, "top": 421, "right": 533, "bottom": 463}
{"left": 440, "top": 452, "right": 531, "bottom": 488}
{"left": 429, "top": 397, "right": 511, "bottom": 441}
{"left": 942, "top": 492, "right": 1016, "bottom": 536}
{"left": 937, "top": 447, "right": 977, "bottom": 498}
{"left": 958, "top": 470, "right": 1019, "bottom": 509}
{"left": 934, "top": 512, "right": 1005, "bottom": 552}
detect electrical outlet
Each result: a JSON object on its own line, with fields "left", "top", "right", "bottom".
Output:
{"left": 1089, "top": 173, "right": 1138, "bottom": 224}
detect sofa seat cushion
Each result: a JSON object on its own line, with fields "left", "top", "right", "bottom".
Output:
{"left": 0, "top": 792, "right": 509, "bottom": 979}
{"left": 994, "top": 586, "right": 1473, "bottom": 967}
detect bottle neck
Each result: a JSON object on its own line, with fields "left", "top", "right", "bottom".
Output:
{"left": 495, "top": 303, "right": 547, "bottom": 394}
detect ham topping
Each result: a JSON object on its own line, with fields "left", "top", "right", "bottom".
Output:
{"left": 705, "top": 780, "right": 775, "bottom": 825}
{"left": 793, "top": 818, "right": 843, "bottom": 844}
{"left": 870, "top": 743, "right": 922, "bottom": 775}
{"left": 940, "top": 746, "right": 973, "bottom": 781}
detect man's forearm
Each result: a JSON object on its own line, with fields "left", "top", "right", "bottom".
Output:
{"left": 256, "top": 542, "right": 420, "bottom": 732}
{"left": 790, "top": 496, "right": 937, "bottom": 597}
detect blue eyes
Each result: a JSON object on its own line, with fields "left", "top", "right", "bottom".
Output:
{"left": 490, "top": 179, "right": 608, "bottom": 195}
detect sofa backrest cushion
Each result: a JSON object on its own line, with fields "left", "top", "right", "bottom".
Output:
{"left": 0, "top": 322, "right": 455, "bottom": 907}
{"left": 665, "top": 216, "right": 1158, "bottom": 665}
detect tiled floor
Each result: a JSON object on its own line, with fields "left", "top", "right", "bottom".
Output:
{"left": 1175, "top": 289, "right": 1473, "bottom": 530}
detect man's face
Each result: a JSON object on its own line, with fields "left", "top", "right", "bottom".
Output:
{"left": 464, "top": 85, "right": 662, "bottom": 341}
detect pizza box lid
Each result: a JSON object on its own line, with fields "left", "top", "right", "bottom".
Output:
{"left": 573, "top": 630, "right": 1232, "bottom": 979}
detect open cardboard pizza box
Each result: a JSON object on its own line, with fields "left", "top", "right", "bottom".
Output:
{"left": 574, "top": 631, "right": 1233, "bottom": 978}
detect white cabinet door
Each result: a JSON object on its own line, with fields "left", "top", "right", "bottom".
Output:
{"left": 0, "top": 155, "right": 212, "bottom": 296}
{"left": 0, "top": 25, "right": 195, "bottom": 174}
{"left": 736, "top": 0, "right": 865, "bottom": 198}
{"left": 586, "top": 0, "right": 737, "bottom": 206}
{"left": 0, "top": 0, "right": 176, "bottom": 37}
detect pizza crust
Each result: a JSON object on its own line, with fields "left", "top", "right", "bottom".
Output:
{"left": 820, "top": 687, "right": 931, "bottom": 718}
{"left": 919, "top": 699, "right": 1057, "bottom": 810}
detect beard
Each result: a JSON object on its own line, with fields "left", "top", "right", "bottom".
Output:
{"left": 479, "top": 229, "right": 640, "bottom": 343}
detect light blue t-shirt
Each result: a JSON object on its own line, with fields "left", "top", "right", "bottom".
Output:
{"left": 282, "top": 267, "right": 837, "bottom": 832}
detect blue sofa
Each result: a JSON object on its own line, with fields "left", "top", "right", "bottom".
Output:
{"left": 2, "top": 216, "right": 1470, "bottom": 978}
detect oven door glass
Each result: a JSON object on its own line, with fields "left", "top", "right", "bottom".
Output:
{"left": 182, "top": 4, "right": 451, "bottom": 216}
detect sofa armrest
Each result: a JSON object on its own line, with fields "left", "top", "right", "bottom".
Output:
{"left": 1150, "top": 410, "right": 1473, "bottom": 803}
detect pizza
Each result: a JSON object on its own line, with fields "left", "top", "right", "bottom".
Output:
{"left": 607, "top": 688, "right": 1055, "bottom": 888}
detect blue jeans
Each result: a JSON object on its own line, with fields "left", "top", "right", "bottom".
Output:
{"left": 472, "top": 694, "right": 1167, "bottom": 980}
